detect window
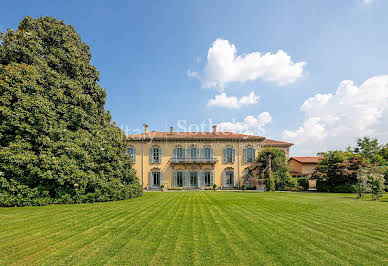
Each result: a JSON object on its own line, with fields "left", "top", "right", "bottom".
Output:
{"left": 126, "top": 147, "right": 136, "bottom": 162}
{"left": 189, "top": 171, "right": 198, "bottom": 187}
{"left": 188, "top": 147, "right": 199, "bottom": 159}
{"left": 150, "top": 147, "right": 161, "bottom": 163}
{"left": 202, "top": 171, "right": 213, "bottom": 187}
{"left": 223, "top": 170, "right": 234, "bottom": 187}
{"left": 175, "top": 147, "right": 185, "bottom": 159}
{"left": 224, "top": 147, "right": 235, "bottom": 163}
{"left": 202, "top": 147, "right": 212, "bottom": 159}
{"left": 244, "top": 147, "right": 255, "bottom": 163}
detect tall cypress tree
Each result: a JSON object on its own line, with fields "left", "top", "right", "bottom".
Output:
{"left": 0, "top": 16, "right": 142, "bottom": 206}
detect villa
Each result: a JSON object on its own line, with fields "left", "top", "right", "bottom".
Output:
{"left": 126, "top": 124, "right": 293, "bottom": 189}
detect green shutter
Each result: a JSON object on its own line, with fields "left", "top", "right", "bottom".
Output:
{"left": 188, "top": 148, "right": 192, "bottom": 159}
{"left": 252, "top": 148, "right": 256, "bottom": 162}
{"left": 173, "top": 171, "right": 177, "bottom": 187}
{"left": 243, "top": 148, "right": 247, "bottom": 163}
{"left": 182, "top": 148, "right": 186, "bottom": 159}
{"left": 201, "top": 149, "right": 205, "bottom": 159}
{"left": 187, "top": 172, "right": 191, "bottom": 187}
{"left": 133, "top": 148, "right": 136, "bottom": 163}
{"left": 197, "top": 171, "right": 200, "bottom": 187}
{"left": 210, "top": 171, "right": 214, "bottom": 186}
{"left": 182, "top": 172, "right": 186, "bottom": 187}
{"left": 232, "top": 171, "right": 235, "bottom": 187}
{"left": 173, "top": 148, "right": 177, "bottom": 159}
{"left": 210, "top": 148, "right": 213, "bottom": 159}
{"left": 196, "top": 148, "right": 199, "bottom": 159}
{"left": 160, "top": 172, "right": 163, "bottom": 187}
{"left": 223, "top": 148, "right": 226, "bottom": 163}
{"left": 159, "top": 148, "right": 162, "bottom": 163}
{"left": 223, "top": 171, "right": 226, "bottom": 187}
{"left": 149, "top": 148, "right": 153, "bottom": 163}
{"left": 149, "top": 171, "right": 152, "bottom": 188}
{"left": 232, "top": 148, "right": 235, "bottom": 163}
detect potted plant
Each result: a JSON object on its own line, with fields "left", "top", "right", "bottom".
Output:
{"left": 242, "top": 184, "right": 246, "bottom": 192}
{"left": 160, "top": 184, "right": 165, "bottom": 191}
{"left": 213, "top": 183, "right": 217, "bottom": 191}
{"left": 256, "top": 179, "right": 266, "bottom": 192}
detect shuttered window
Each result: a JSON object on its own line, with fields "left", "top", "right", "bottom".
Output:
{"left": 201, "top": 147, "right": 212, "bottom": 159}
{"left": 176, "top": 148, "right": 185, "bottom": 159}
{"left": 188, "top": 148, "right": 199, "bottom": 159}
{"left": 244, "top": 147, "right": 255, "bottom": 163}
{"left": 126, "top": 147, "right": 136, "bottom": 163}
{"left": 150, "top": 147, "right": 162, "bottom": 163}
{"left": 224, "top": 147, "right": 235, "bottom": 163}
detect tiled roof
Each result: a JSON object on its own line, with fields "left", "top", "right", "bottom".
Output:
{"left": 127, "top": 131, "right": 265, "bottom": 141}
{"left": 290, "top": 156, "right": 323, "bottom": 163}
{"left": 260, "top": 138, "right": 293, "bottom": 147}
{"left": 127, "top": 132, "right": 294, "bottom": 147}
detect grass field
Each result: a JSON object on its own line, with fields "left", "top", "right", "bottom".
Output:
{"left": 1, "top": 191, "right": 387, "bottom": 265}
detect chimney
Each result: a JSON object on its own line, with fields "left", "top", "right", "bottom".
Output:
{"left": 144, "top": 124, "right": 148, "bottom": 134}
{"left": 170, "top": 126, "right": 174, "bottom": 134}
{"left": 212, "top": 125, "right": 217, "bottom": 134}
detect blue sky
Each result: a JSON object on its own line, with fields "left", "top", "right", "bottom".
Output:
{"left": 1, "top": 0, "right": 388, "bottom": 155}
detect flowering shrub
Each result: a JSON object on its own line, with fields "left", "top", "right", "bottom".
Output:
{"left": 357, "top": 169, "right": 385, "bottom": 200}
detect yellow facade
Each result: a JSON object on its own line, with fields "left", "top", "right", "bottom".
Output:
{"left": 127, "top": 127, "right": 291, "bottom": 189}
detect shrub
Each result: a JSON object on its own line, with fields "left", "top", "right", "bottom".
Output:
{"left": 357, "top": 169, "right": 385, "bottom": 200}
{"left": 297, "top": 178, "right": 309, "bottom": 190}
{"left": 331, "top": 183, "right": 356, "bottom": 193}
{"left": 168, "top": 187, "right": 183, "bottom": 190}
{"left": 242, "top": 184, "right": 246, "bottom": 191}
{"left": 316, "top": 180, "right": 356, "bottom": 193}
{"left": 316, "top": 180, "right": 330, "bottom": 192}
{"left": 213, "top": 184, "right": 217, "bottom": 191}
{"left": 284, "top": 186, "right": 304, "bottom": 192}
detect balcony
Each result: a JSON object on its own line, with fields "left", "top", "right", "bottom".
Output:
{"left": 169, "top": 158, "right": 218, "bottom": 164}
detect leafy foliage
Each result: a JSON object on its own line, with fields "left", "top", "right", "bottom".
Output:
{"left": 349, "top": 137, "right": 387, "bottom": 166}
{"left": 357, "top": 169, "right": 385, "bottom": 200}
{"left": 312, "top": 151, "right": 368, "bottom": 186}
{"left": 0, "top": 17, "right": 142, "bottom": 206}
{"left": 245, "top": 148, "right": 297, "bottom": 191}
{"left": 297, "top": 177, "right": 309, "bottom": 190}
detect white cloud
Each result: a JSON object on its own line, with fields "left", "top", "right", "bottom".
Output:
{"left": 188, "top": 39, "right": 306, "bottom": 89}
{"left": 283, "top": 75, "right": 388, "bottom": 155}
{"left": 218, "top": 112, "right": 272, "bottom": 135}
{"left": 363, "top": 0, "right": 374, "bottom": 4}
{"left": 207, "top": 91, "right": 259, "bottom": 109}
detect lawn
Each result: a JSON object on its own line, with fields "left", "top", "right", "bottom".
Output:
{"left": 0, "top": 192, "right": 387, "bottom": 265}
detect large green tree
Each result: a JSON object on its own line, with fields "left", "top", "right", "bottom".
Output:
{"left": 0, "top": 16, "right": 142, "bottom": 206}
{"left": 312, "top": 150, "right": 368, "bottom": 186}
{"left": 245, "top": 148, "right": 296, "bottom": 191}
{"left": 349, "top": 137, "right": 387, "bottom": 166}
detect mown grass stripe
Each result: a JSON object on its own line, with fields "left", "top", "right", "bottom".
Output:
{"left": 0, "top": 191, "right": 387, "bottom": 265}
{"left": 2, "top": 195, "right": 160, "bottom": 264}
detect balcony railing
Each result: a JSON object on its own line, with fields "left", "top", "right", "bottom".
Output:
{"left": 169, "top": 158, "right": 218, "bottom": 164}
